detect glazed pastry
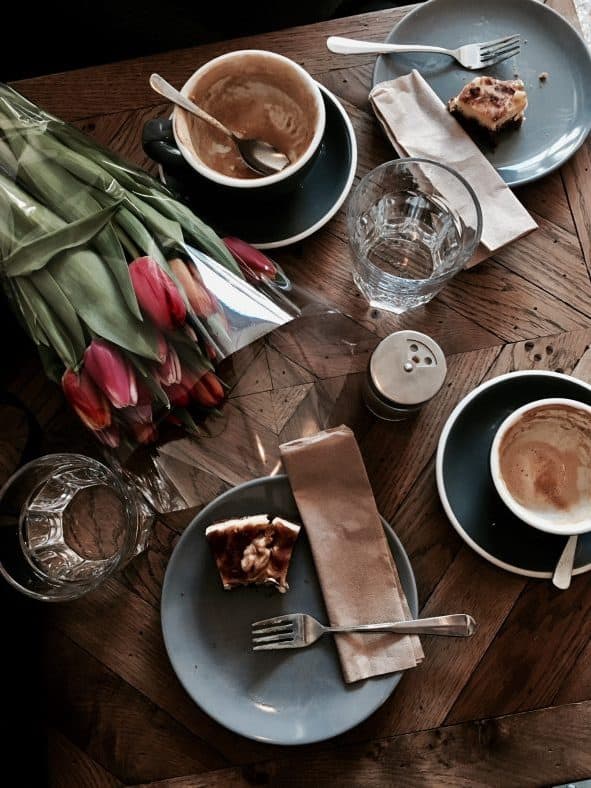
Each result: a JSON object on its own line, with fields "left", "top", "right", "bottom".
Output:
{"left": 206, "top": 514, "right": 300, "bottom": 592}
{"left": 448, "top": 76, "right": 528, "bottom": 140}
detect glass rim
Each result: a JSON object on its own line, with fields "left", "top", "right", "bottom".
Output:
{"left": 347, "top": 157, "right": 483, "bottom": 287}
{"left": 0, "top": 452, "right": 137, "bottom": 602}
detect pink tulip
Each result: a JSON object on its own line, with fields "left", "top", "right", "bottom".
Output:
{"left": 223, "top": 237, "right": 277, "bottom": 283}
{"left": 129, "top": 256, "right": 187, "bottom": 331}
{"left": 84, "top": 339, "right": 138, "bottom": 409}
{"left": 62, "top": 368, "right": 112, "bottom": 431}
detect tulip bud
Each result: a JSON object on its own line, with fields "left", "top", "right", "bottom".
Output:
{"left": 190, "top": 371, "right": 225, "bottom": 408}
{"left": 223, "top": 237, "right": 277, "bottom": 283}
{"left": 121, "top": 403, "right": 153, "bottom": 425}
{"left": 169, "top": 258, "right": 218, "bottom": 318}
{"left": 95, "top": 423, "right": 121, "bottom": 448}
{"left": 62, "top": 368, "right": 112, "bottom": 431}
{"left": 164, "top": 381, "right": 191, "bottom": 408}
{"left": 84, "top": 339, "right": 138, "bottom": 409}
{"left": 129, "top": 256, "right": 187, "bottom": 331}
{"left": 154, "top": 337, "right": 182, "bottom": 387}
{"left": 129, "top": 421, "right": 158, "bottom": 445}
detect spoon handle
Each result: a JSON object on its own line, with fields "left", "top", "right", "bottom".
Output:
{"left": 553, "top": 534, "right": 578, "bottom": 590}
{"left": 149, "top": 73, "right": 232, "bottom": 139}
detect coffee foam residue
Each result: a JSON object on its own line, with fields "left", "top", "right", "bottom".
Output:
{"left": 184, "top": 53, "right": 318, "bottom": 179}
{"left": 499, "top": 404, "right": 591, "bottom": 523}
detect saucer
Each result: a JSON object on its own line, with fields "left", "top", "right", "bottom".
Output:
{"left": 152, "top": 84, "right": 357, "bottom": 249}
{"left": 436, "top": 371, "right": 591, "bottom": 578}
{"left": 161, "top": 474, "right": 417, "bottom": 745}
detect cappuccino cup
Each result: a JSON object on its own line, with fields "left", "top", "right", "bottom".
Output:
{"left": 490, "top": 398, "right": 591, "bottom": 535}
{"left": 171, "top": 50, "right": 326, "bottom": 196}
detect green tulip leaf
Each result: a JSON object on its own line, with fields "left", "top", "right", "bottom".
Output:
{"left": 17, "top": 276, "right": 79, "bottom": 369}
{"left": 49, "top": 247, "right": 161, "bottom": 361}
{"left": 30, "top": 268, "right": 86, "bottom": 357}
{"left": 2, "top": 203, "right": 121, "bottom": 277}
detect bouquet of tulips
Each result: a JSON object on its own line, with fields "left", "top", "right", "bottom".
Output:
{"left": 0, "top": 84, "right": 295, "bottom": 448}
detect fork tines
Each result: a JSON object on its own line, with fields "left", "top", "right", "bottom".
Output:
{"left": 479, "top": 34, "right": 521, "bottom": 64}
{"left": 251, "top": 615, "right": 296, "bottom": 650}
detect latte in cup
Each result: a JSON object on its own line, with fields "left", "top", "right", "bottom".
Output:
{"left": 173, "top": 50, "right": 325, "bottom": 187}
{"left": 188, "top": 54, "right": 318, "bottom": 179}
{"left": 496, "top": 401, "right": 591, "bottom": 528}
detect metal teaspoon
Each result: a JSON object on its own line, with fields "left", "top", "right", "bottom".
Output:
{"left": 149, "top": 73, "right": 290, "bottom": 177}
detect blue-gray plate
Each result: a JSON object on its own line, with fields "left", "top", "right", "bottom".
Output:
{"left": 161, "top": 474, "right": 418, "bottom": 745}
{"left": 373, "top": 0, "right": 591, "bottom": 186}
{"left": 436, "top": 371, "right": 591, "bottom": 577}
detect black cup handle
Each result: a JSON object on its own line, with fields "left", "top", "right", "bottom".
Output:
{"left": 142, "top": 118, "right": 193, "bottom": 177}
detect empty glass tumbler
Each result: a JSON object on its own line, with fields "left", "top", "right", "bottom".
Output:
{"left": 348, "top": 158, "right": 482, "bottom": 314}
{"left": 0, "top": 454, "right": 152, "bottom": 601}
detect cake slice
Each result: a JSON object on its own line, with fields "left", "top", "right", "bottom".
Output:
{"left": 448, "top": 76, "right": 528, "bottom": 142}
{"left": 205, "top": 514, "right": 300, "bottom": 593}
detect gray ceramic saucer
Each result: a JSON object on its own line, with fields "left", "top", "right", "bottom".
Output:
{"left": 373, "top": 0, "right": 591, "bottom": 186}
{"left": 161, "top": 474, "right": 418, "bottom": 745}
{"left": 437, "top": 371, "right": 591, "bottom": 578}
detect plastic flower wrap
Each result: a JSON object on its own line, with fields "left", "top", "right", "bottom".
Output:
{"left": 0, "top": 84, "right": 297, "bottom": 448}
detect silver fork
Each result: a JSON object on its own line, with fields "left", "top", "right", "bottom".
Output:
{"left": 252, "top": 613, "right": 476, "bottom": 650}
{"left": 326, "top": 34, "right": 521, "bottom": 71}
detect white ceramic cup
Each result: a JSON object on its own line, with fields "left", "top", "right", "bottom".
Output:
{"left": 490, "top": 397, "right": 591, "bottom": 535}
{"left": 172, "top": 49, "right": 326, "bottom": 191}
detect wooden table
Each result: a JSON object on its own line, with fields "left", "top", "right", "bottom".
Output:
{"left": 5, "top": 0, "right": 591, "bottom": 784}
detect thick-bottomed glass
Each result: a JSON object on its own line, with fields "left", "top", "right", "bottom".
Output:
{"left": 348, "top": 159, "right": 482, "bottom": 313}
{"left": 0, "top": 454, "right": 152, "bottom": 601}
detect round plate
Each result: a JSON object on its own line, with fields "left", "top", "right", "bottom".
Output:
{"left": 436, "top": 371, "right": 591, "bottom": 578}
{"left": 160, "top": 83, "right": 357, "bottom": 249}
{"left": 161, "top": 474, "right": 417, "bottom": 745}
{"left": 373, "top": 0, "right": 591, "bottom": 186}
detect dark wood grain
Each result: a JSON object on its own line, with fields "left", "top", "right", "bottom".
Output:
{"left": 2, "top": 0, "right": 591, "bottom": 785}
{"left": 129, "top": 701, "right": 591, "bottom": 788}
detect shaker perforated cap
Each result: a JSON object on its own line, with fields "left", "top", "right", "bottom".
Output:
{"left": 369, "top": 330, "right": 447, "bottom": 406}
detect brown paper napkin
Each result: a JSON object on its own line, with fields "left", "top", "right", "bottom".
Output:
{"left": 280, "top": 425, "right": 423, "bottom": 683}
{"left": 369, "top": 70, "right": 537, "bottom": 267}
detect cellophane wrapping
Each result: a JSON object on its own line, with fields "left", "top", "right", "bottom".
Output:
{"left": 0, "top": 83, "right": 299, "bottom": 455}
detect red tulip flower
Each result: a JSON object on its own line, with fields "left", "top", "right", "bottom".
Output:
{"left": 84, "top": 339, "right": 138, "bottom": 409}
{"left": 129, "top": 421, "right": 158, "bottom": 445}
{"left": 223, "top": 237, "right": 277, "bottom": 283}
{"left": 184, "top": 369, "right": 225, "bottom": 408}
{"left": 129, "top": 256, "right": 187, "bottom": 331}
{"left": 170, "top": 258, "right": 218, "bottom": 318}
{"left": 164, "top": 381, "right": 191, "bottom": 408}
{"left": 62, "top": 368, "right": 112, "bottom": 431}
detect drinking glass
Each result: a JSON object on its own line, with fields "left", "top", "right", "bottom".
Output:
{"left": 347, "top": 158, "right": 482, "bottom": 314}
{"left": 0, "top": 454, "right": 153, "bottom": 601}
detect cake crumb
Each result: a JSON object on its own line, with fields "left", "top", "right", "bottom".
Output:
{"left": 538, "top": 71, "right": 549, "bottom": 82}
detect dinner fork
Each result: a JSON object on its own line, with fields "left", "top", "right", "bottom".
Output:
{"left": 252, "top": 613, "right": 476, "bottom": 650}
{"left": 326, "top": 34, "right": 521, "bottom": 71}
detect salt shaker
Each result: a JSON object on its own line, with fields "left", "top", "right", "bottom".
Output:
{"left": 363, "top": 330, "right": 447, "bottom": 421}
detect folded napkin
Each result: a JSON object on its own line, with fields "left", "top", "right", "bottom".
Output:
{"left": 369, "top": 70, "right": 537, "bottom": 266}
{"left": 280, "top": 425, "right": 423, "bottom": 683}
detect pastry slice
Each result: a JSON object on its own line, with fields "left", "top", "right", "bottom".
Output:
{"left": 448, "top": 76, "right": 528, "bottom": 141}
{"left": 206, "top": 514, "right": 300, "bottom": 592}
